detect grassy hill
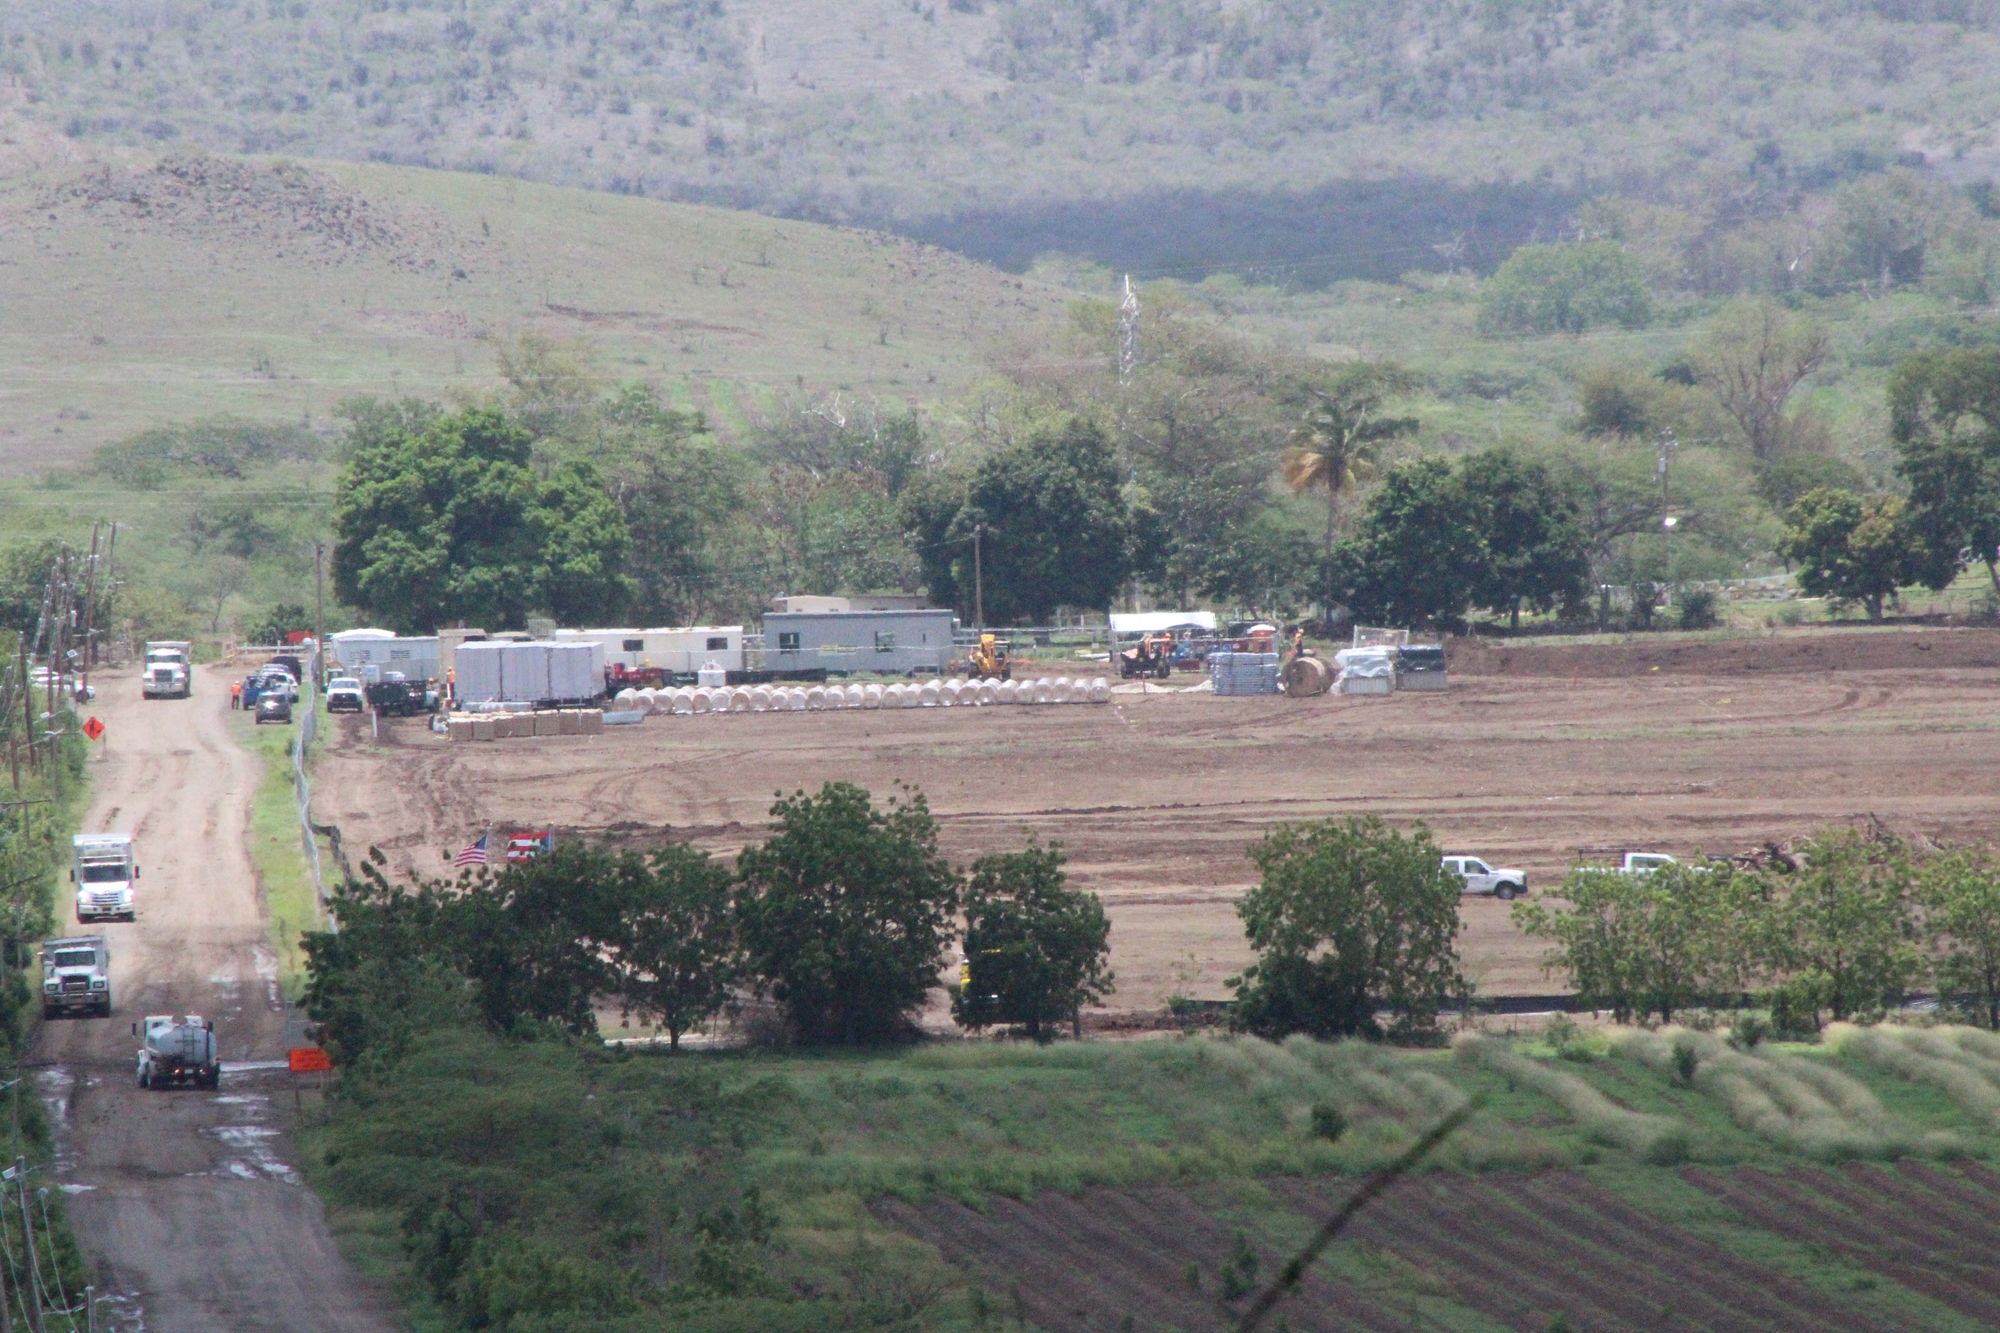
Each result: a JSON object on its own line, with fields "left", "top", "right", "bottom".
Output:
{"left": 0, "top": 144, "right": 1070, "bottom": 470}
{"left": 9, "top": 1, "right": 2000, "bottom": 282}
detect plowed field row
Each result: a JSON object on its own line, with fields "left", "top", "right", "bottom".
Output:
{"left": 886, "top": 1163, "right": 2000, "bottom": 1331}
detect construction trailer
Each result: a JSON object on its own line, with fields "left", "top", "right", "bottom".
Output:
{"left": 454, "top": 640, "right": 606, "bottom": 706}
{"left": 757, "top": 609, "right": 958, "bottom": 676}
{"left": 553, "top": 626, "right": 745, "bottom": 676}
{"left": 329, "top": 630, "right": 441, "bottom": 684}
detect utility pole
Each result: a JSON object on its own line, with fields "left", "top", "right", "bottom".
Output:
{"left": 971, "top": 524, "right": 984, "bottom": 632}
{"left": 0, "top": 1176, "right": 14, "bottom": 1333}
{"left": 77, "top": 525, "right": 100, "bottom": 697}
{"left": 14, "top": 638, "right": 30, "bottom": 777}
{"left": 98, "top": 523, "right": 117, "bottom": 667}
{"left": 314, "top": 540, "right": 326, "bottom": 690}
{"left": 1658, "top": 428, "right": 1678, "bottom": 599}
{"left": 15, "top": 1158, "right": 41, "bottom": 1333}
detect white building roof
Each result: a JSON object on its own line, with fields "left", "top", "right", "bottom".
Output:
{"left": 1108, "top": 611, "right": 1219, "bottom": 634}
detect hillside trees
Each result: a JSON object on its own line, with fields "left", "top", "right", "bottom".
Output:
{"left": 331, "top": 407, "right": 632, "bottom": 632}
{"left": 1889, "top": 346, "right": 2000, "bottom": 594}
{"left": 1477, "top": 241, "right": 1651, "bottom": 335}
{"left": 1779, "top": 487, "right": 1921, "bottom": 620}
{"left": 1691, "top": 300, "right": 1830, "bottom": 463}
{"left": 1229, "top": 816, "right": 1465, "bottom": 1042}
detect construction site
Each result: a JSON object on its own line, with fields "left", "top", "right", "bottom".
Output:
{"left": 313, "top": 625, "right": 2000, "bottom": 1019}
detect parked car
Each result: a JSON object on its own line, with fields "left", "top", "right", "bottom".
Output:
{"left": 1442, "top": 855, "right": 1527, "bottom": 900}
{"left": 254, "top": 692, "right": 293, "bottom": 725}
{"left": 325, "top": 677, "right": 365, "bottom": 713}
{"left": 257, "top": 668, "right": 299, "bottom": 702}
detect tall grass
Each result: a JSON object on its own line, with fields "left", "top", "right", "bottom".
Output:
{"left": 1623, "top": 1029, "right": 1951, "bottom": 1160}
{"left": 1457, "top": 1035, "right": 1691, "bottom": 1163}
{"left": 1831, "top": 1024, "right": 2000, "bottom": 1126}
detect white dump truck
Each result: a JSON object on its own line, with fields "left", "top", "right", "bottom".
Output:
{"left": 134, "top": 1014, "right": 219, "bottom": 1089}
{"left": 142, "top": 640, "right": 192, "bottom": 699}
{"left": 71, "top": 834, "right": 139, "bottom": 923}
{"left": 40, "top": 935, "right": 110, "bottom": 1018}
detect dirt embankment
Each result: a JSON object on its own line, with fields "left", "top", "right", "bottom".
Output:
{"left": 35, "top": 667, "right": 394, "bottom": 1333}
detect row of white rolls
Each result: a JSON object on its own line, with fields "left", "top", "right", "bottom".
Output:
{"left": 613, "top": 676, "right": 1111, "bottom": 715}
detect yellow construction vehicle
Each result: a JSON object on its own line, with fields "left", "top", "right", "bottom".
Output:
{"left": 968, "top": 632, "right": 1012, "bottom": 680}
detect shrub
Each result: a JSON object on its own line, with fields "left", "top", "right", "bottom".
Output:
{"left": 1309, "top": 1101, "right": 1347, "bottom": 1142}
{"left": 1676, "top": 586, "right": 1720, "bottom": 630}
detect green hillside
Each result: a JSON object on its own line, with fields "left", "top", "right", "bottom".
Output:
{"left": 0, "top": 146, "right": 1070, "bottom": 469}
{"left": 9, "top": 1, "right": 2000, "bottom": 282}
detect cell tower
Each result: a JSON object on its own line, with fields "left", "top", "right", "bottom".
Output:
{"left": 1118, "top": 273, "right": 1139, "bottom": 384}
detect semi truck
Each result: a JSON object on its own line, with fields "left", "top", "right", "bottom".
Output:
{"left": 40, "top": 936, "right": 110, "bottom": 1018}
{"left": 142, "top": 641, "right": 192, "bottom": 699}
{"left": 71, "top": 834, "right": 138, "bottom": 922}
{"left": 134, "top": 1014, "right": 220, "bottom": 1090}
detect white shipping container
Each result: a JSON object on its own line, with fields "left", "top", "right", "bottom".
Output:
{"left": 499, "top": 642, "right": 551, "bottom": 702}
{"left": 454, "top": 642, "right": 507, "bottom": 704}
{"left": 546, "top": 642, "right": 604, "bottom": 703}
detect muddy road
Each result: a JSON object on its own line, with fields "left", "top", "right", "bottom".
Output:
{"left": 35, "top": 666, "right": 393, "bottom": 1332}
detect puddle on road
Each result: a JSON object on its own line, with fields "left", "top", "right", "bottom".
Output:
{"left": 198, "top": 1091, "right": 300, "bottom": 1185}
{"left": 36, "top": 1066, "right": 80, "bottom": 1175}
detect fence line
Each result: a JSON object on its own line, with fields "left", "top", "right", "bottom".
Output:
{"left": 290, "top": 644, "right": 330, "bottom": 928}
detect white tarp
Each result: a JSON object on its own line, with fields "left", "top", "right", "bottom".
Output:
{"left": 1334, "top": 647, "right": 1396, "bottom": 679}
{"left": 1108, "top": 611, "right": 1218, "bottom": 635}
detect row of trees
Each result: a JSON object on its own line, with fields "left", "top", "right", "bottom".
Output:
{"left": 1515, "top": 829, "right": 2000, "bottom": 1033}
{"left": 304, "top": 782, "right": 1113, "bottom": 1061}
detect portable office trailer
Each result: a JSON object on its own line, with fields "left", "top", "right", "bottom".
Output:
{"left": 330, "top": 632, "right": 440, "bottom": 683}
{"left": 758, "top": 609, "right": 958, "bottom": 676}
{"left": 553, "top": 627, "right": 744, "bottom": 674}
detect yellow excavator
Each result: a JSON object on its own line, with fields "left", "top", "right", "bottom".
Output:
{"left": 968, "top": 632, "right": 1012, "bottom": 680}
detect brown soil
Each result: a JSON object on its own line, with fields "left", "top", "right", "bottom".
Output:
{"left": 317, "top": 627, "right": 2000, "bottom": 1015}
{"left": 34, "top": 666, "right": 395, "bottom": 1332}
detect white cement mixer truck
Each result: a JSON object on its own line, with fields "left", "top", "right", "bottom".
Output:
{"left": 134, "top": 1014, "right": 220, "bottom": 1090}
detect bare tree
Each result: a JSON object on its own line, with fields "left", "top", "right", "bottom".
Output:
{"left": 1691, "top": 298, "right": 1829, "bottom": 462}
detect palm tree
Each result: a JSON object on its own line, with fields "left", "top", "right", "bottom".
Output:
{"left": 1281, "top": 365, "right": 1419, "bottom": 560}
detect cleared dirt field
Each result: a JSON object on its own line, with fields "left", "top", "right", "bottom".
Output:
{"left": 316, "top": 627, "right": 2000, "bottom": 1013}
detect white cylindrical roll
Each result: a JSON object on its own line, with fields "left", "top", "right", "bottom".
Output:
{"left": 843, "top": 683, "right": 865, "bottom": 708}
{"left": 900, "top": 682, "right": 922, "bottom": 708}
{"left": 750, "top": 685, "right": 773, "bottom": 711}
{"left": 731, "top": 688, "right": 752, "bottom": 711}
{"left": 1090, "top": 677, "right": 1110, "bottom": 703}
{"left": 977, "top": 680, "right": 998, "bottom": 706}
{"left": 918, "top": 680, "right": 941, "bottom": 707}
{"left": 996, "top": 679, "right": 1018, "bottom": 704}
{"left": 690, "top": 688, "right": 712, "bottom": 714}
{"left": 785, "top": 687, "right": 807, "bottom": 711}
{"left": 805, "top": 685, "right": 827, "bottom": 710}
{"left": 863, "top": 684, "right": 884, "bottom": 709}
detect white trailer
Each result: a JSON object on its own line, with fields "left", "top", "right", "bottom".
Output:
{"left": 455, "top": 640, "right": 604, "bottom": 705}
{"left": 554, "top": 627, "right": 744, "bottom": 675}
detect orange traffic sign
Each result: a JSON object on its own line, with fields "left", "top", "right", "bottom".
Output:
{"left": 82, "top": 716, "right": 105, "bottom": 742}
{"left": 287, "top": 1046, "right": 332, "bottom": 1073}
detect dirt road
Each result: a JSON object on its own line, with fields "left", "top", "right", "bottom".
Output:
{"left": 34, "top": 666, "right": 394, "bottom": 1332}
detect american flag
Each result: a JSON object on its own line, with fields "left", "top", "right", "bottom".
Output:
{"left": 452, "top": 834, "right": 489, "bottom": 868}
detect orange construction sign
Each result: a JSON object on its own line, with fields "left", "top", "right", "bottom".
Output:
{"left": 287, "top": 1047, "right": 332, "bottom": 1073}
{"left": 82, "top": 716, "right": 105, "bottom": 742}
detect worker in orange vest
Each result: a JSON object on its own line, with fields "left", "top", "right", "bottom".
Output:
{"left": 229, "top": 678, "right": 242, "bottom": 710}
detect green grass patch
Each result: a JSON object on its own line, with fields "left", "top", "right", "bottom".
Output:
{"left": 237, "top": 703, "right": 321, "bottom": 999}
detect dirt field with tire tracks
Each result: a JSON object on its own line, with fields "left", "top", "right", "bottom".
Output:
{"left": 315, "top": 626, "right": 2000, "bottom": 1014}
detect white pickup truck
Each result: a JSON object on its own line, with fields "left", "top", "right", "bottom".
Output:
{"left": 1614, "top": 852, "right": 1683, "bottom": 875}
{"left": 1442, "top": 855, "right": 1527, "bottom": 900}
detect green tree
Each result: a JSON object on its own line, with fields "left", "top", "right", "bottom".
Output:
{"left": 1477, "top": 241, "right": 1652, "bottom": 335}
{"left": 1280, "top": 363, "right": 1418, "bottom": 566}
{"left": 610, "top": 843, "right": 740, "bottom": 1052}
{"left": 330, "top": 407, "right": 633, "bottom": 632}
{"left": 1458, "top": 448, "right": 1591, "bottom": 627}
{"left": 1778, "top": 487, "right": 1920, "bottom": 621}
{"left": 1335, "top": 458, "right": 1483, "bottom": 628}
{"left": 245, "top": 602, "right": 311, "bottom": 646}
{"left": 955, "top": 418, "right": 1132, "bottom": 623}
{"left": 952, "top": 840, "right": 1112, "bottom": 1041}
{"left": 735, "top": 782, "right": 960, "bottom": 1044}
{"left": 1513, "top": 863, "right": 1760, "bottom": 1025}
{"left": 1919, "top": 846, "right": 2000, "bottom": 1030}
{"left": 450, "top": 844, "right": 634, "bottom": 1038}
{"left": 1761, "top": 828, "right": 1920, "bottom": 1029}
{"left": 1228, "top": 816, "right": 1465, "bottom": 1042}
{"left": 1890, "top": 346, "right": 2000, "bottom": 595}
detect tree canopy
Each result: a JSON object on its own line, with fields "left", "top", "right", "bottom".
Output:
{"left": 330, "top": 407, "right": 632, "bottom": 632}
{"left": 1477, "top": 241, "right": 1652, "bottom": 335}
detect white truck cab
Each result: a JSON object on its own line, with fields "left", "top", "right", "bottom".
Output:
{"left": 1442, "top": 855, "right": 1527, "bottom": 900}
{"left": 40, "top": 935, "right": 110, "bottom": 1018}
{"left": 142, "top": 641, "right": 193, "bottom": 699}
{"left": 71, "top": 834, "right": 138, "bottom": 922}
